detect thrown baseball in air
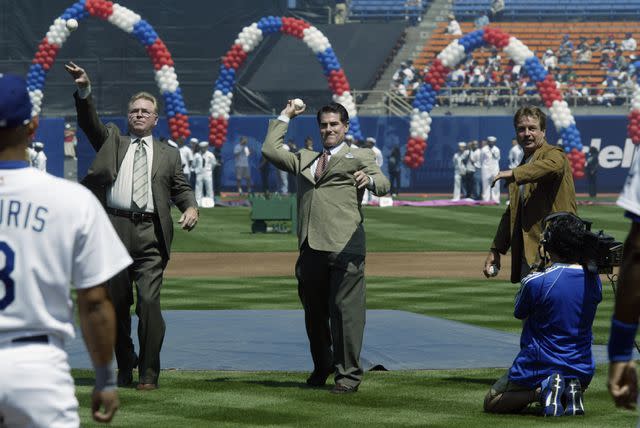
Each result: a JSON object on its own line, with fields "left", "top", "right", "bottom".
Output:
{"left": 66, "top": 18, "right": 78, "bottom": 32}
{"left": 293, "top": 98, "right": 305, "bottom": 110}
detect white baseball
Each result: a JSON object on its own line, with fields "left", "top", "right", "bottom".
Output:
{"left": 488, "top": 265, "right": 499, "bottom": 277}
{"left": 292, "top": 98, "right": 305, "bottom": 110}
{"left": 66, "top": 18, "right": 78, "bottom": 32}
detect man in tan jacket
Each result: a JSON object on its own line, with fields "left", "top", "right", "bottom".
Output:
{"left": 262, "top": 100, "right": 389, "bottom": 393}
{"left": 484, "top": 106, "right": 576, "bottom": 283}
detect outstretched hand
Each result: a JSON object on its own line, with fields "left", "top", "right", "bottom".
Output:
{"left": 491, "top": 170, "right": 514, "bottom": 188}
{"left": 280, "top": 99, "right": 306, "bottom": 120}
{"left": 64, "top": 61, "right": 91, "bottom": 88}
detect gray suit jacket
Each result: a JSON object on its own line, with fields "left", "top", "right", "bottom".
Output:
{"left": 262, "top": 119, "right": 390, "bottom": 255}
{"left": 76, "top": 93, "right": 196, "bottom": 260}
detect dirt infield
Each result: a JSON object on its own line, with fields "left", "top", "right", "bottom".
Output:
{"left": 165, "top": 252, "right": 511, "bottom": 278}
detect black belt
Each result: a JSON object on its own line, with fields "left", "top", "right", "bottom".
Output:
{"left": 107, "top": 207, "right": 156, "bottom": 223}
{"left": 12, "top": 334, "right": 49, "bottom": 344}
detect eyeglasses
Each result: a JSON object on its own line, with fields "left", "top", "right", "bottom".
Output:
{"left": 128, "top": 108, "right": 157, "bottom": 118}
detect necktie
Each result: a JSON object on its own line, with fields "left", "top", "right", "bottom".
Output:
{"left": 132, "top": 139, "right": 148, "bottom": 210}
{"left": 315, "top": 150, "right": 330, "bottom": 181}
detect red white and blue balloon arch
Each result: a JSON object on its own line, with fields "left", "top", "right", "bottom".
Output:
{"left": 27, "top": 2, "right": 361, "bottom": 147}
{"left": 408, "top": 27, "right": 586, "bottom": 178}
{"left": 28, "top": 0, "right": 190, "bottom": 140}
{"left": 209, "top": 16, "right": 362, "bottom": 147}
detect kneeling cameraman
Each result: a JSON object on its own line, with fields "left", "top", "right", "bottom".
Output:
{"left": 484, "top": 213, "right": 602, "bottom": 417}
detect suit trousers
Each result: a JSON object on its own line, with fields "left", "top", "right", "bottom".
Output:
{"left": 107, "top": 214, "right": 165, "bottom": 385}
{"left": 295, "top": 241, "right": 366, "bottom": 388}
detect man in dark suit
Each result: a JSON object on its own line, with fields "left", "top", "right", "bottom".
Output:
{"left": 262, "top": 101, "right": 390, "bottom": 394}
{"left": 65, "top": 62, "right": 199, "bottom": 390}
{"left": 484, "top": 106, "right": 576, "bottom": 282}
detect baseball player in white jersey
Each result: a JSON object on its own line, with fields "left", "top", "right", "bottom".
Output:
{"left": 608, "top": 143, "right": 640, "bottom": 413}
{"left": 0, "top": 73, "right": 132, "bottom": 427}
{"left": 31, "top": 141, "right": 47, "bottom": 171}
{"left": 180, "top": 138, "right": 195, "bottom": 184}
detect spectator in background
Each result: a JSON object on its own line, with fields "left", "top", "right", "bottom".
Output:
{"left": 334, "top": 0, "right": 347, "bottom": 25}
{"left": 259, "top": 150, "right": 271, "bottom": 196}
{"left": 557, "top": 34, "right": 574, "bottom": 66}
{"left": 621, "top": 32, "right": 637, "bottom": 52}
{"left": 585, "top": 146, "right": 599, "bottom": 198}
{"left": 179, "top": 137, "right": 194, "bottom": 186}
{"left": 446, "top": 13, "right": 462, "bottom": 36}
{"left": 193, "top": 141, "right": 216, "bottom": 206}
{"left": 32, "top": 141, "right": 47, "bottom": 171}
{"left": 490, "top": 0, "right": 505, "bottom": 19}
{"left": 575, "top": 37, "right": 592, "bottom": 64}
{"left": 481, "top": 136, "right": 501, "bottom": 204}
{"left": 474, "top": 11, "right": 490, "bottom": 29}
{"left": 404, "top": 0, "right": 422, "bottom": 26}
{"left": 63, "top": 122, "right": 77, "bottom": 159}
{"left": 304, "top": 136, "right": 314, "bottom": 150}
{"left": 388, "top": 144, "right": 401, "bottom": 197}
{"left": 508, "top": 138, "right": 523, "bottom": 169}
{"left": 452, "top": 141, "right": 467, "bottom": 201}
{"left": 592, "top": 36, "right": 603, "bottom": 52}
{"left": 542, "top": 49, "right": 558, "bottom": 71}
{"left": 234, "top": 136, "right": 252, "bottom": 194}
{"left": 614, "top": 50, "right": 628, "bottom": 70}
{"left": 213, "top": 146, "right": 223, "bottom": 197}
{"left": 603, "top": 34, "right": 618, "bottom": 55}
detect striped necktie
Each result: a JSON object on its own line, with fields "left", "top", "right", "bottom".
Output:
{"left": 315, "top": 150, "right": 330, "bottom": 181}
{"left": 132, "top": 138, "right": 148, "bottom": 210}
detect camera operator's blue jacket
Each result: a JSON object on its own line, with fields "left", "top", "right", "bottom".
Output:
{"left": 508, "top": 263, "right": 602, "bottom": 388}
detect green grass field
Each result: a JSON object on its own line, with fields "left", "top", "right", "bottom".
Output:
{"left": 71, "top": 203, "right": 635, "bottom": 426}
{"left": 171, "top": 204, "right": 630, "bottom": 252}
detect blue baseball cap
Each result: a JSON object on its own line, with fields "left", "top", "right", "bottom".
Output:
{"left": 0, "top": 73, "right": 32, "bottom": 129}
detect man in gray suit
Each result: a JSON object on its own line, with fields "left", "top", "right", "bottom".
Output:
{"left": 65, "top": 62, "right": 199, "bottom": 391}
{"left": 262, "top": 101, "right": 390, "bottom": 393}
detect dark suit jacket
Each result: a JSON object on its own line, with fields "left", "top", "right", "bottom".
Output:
{"left": 492, "top": 141, "right": 577, "bottom": 282}
{"left": 75, "top": 93, "right": 196, "bottom": 260}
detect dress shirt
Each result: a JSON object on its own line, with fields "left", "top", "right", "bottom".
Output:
{"left": 107, "top": 136, "right": 155, "bottom": 213}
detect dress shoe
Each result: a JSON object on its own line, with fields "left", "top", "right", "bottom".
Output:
{"left": 136, "top": 383, "right": 158, "bottom": 391}
{"left": 117, "top": 370, "right": 133, "bottom": 387}
{"left": 330, "top": 383, "right": 358, "bottom": 394}
{"left": 306, "top": 368, "right": 333, "bottom": 387}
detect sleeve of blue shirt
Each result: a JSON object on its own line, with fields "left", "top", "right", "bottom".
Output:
{"left": 514, "top": 275, "right": 539, "bottom": 320}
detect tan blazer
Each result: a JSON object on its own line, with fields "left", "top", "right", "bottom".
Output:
{"left": 75, "top": 93, "right": 196, "bottom": 260}
{"left": 492, "top": 141, "right": 577, "bottom": 282}
{"left": 262, "top": 119, "right": 390, "bottom": 255}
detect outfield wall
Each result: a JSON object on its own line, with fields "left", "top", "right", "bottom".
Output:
{"left": 36, "top": 115, "right": 635, "bottom": 193}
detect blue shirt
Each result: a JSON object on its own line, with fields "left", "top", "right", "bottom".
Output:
{"left": 508, "top": 264, "right": 602, "bottom": 388}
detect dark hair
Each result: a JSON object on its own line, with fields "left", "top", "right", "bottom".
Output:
{"left": 543, "top": 214, "right": 586, "bottom": 263}
{"left": 513, "top": 106, "right": 546, "bottom": 132}
{"left": 316, "top": 102, "right": 349, "bottom": 125}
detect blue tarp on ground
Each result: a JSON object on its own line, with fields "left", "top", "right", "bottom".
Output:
{"left": 65, "top": 309, "right": 610, "bottom": 371}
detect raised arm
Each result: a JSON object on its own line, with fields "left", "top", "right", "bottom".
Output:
{"left": 262, "top": 100, "right": 304, "bottom": 174}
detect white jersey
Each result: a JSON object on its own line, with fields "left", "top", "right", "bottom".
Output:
{"left": 617, "top": 144, "right": 640, "bottom": 216}
{"left": 0, "top": 165, "right": 132, "bottom": 344}
{"left": 179, "top": 145, "right": 194, "bottom": 175}
{"left": 194, "top": 151, "right": 217, "bottom": 174}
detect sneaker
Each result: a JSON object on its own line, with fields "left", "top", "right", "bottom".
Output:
{"left": 540, "top": 373, "right": 565, "bottom": 416}
{"left": 563, "top": 379, "right": 585, "bottom": 416}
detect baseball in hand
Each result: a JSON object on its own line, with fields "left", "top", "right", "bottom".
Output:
{"left": 66, "top": 18, "right": 79, "bottom": 32}
{"left": 487, "top": 265, "right": 499, "bottom": 277}
{"left": 292, "top": 98, "right": 305, "bottom": 110}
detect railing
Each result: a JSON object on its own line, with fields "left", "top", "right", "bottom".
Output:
{"left": 353, "top": 86, "right": 635, "bottom": 116}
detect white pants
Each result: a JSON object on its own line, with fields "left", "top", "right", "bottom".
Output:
{"left": 278, "top": 170, "right": 288, "bottom": 194}
{"left": 195, "top": 173, "right": 213, "bottom": 205}
{"left": 482, "top": 170, "right": 500, "bottom": 203}
{"left": 0, "top": 341, "right": 79, "bottom": 427}
{"left": 453, "top": 173, "right": 463, "bottom": 200}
